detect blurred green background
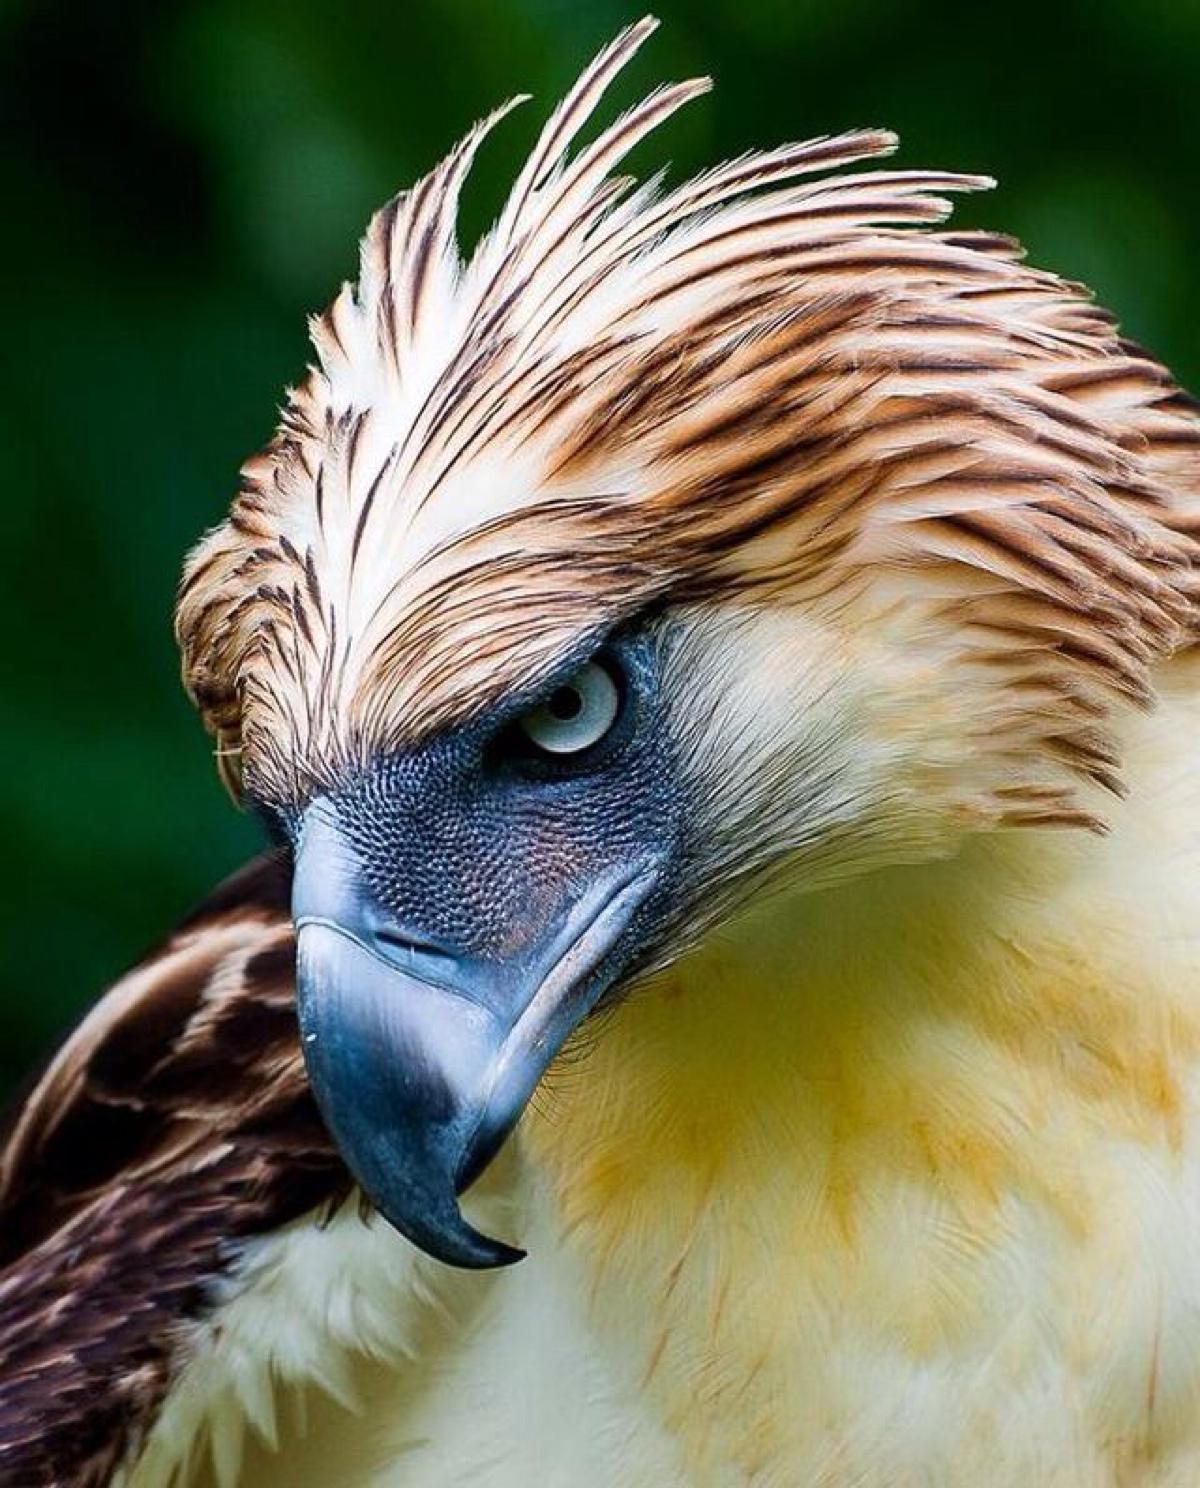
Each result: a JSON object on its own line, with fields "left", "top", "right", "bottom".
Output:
{"left": 3, "top": 0, "right": 1200, "bottom": 1094}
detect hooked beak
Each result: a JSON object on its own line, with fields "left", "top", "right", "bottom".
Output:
{"left": 292, "top": 809, "right": 656, "bottom": 1269}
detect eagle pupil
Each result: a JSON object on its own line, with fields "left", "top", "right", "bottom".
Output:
{"left": 548, "top": 686, "right": 584, "bottom": 722}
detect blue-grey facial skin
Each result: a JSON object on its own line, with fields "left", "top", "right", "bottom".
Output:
{"left": 284, "top": 631, "right": 688, "bottom": 1268}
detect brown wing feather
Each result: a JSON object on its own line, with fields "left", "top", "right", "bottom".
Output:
{"left": 0, "top": 853, "right": 347, "bottom": 1487}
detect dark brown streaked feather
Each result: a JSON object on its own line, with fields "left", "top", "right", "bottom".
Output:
{"left": 174, "top": 23, "right": 1200, "bottom": 831}
{"left": 0, "top": 854, "right": 346, "bottom": 1488}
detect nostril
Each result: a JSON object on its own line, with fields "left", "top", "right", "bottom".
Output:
{"left": 370, "top": 920, "right": 458, "bottom": 969}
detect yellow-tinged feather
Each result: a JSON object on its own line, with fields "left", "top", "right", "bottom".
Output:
{"left": 516, "top": 652, "right": 1200, "bottom": 1484}
{"left": 135, "top": 657, "right": 1200, "bottom": 1488}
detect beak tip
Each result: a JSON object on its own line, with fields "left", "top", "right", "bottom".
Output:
{"left": 375, "top": 1195, "right": 527, "bottom": 1270}
{"left": 481, "top": 1239, "right": 528, "bottom": 1269}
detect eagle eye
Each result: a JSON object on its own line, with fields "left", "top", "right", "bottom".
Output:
{"left": 516, "top": 657, "right": 622, "bottom": 757}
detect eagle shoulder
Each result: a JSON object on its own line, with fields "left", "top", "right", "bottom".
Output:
{"left": 0, "top": 853, "right": 348, "bottom": 1487}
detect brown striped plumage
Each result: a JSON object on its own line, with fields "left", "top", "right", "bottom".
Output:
{"left": 177, "top": 17, "right": 1199, "bottom": 830}
{"left": 0, "top": 857, "right": 345, "bottom": 1486}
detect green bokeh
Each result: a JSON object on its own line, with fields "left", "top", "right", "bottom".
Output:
{"left": 3, "top": 0, "right": 1199, "bottom": 1093}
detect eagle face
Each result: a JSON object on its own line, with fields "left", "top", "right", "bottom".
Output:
{"left": 175, "top": 19, "right": 1198, "bottom": 1263}
{"left": 271, "top": 596, "right": 941, "bottom": 1265}
{"left": 284, "top": 628, "right": 684, "bottom": 1264}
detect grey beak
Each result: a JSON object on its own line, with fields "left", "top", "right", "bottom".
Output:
{"left": 292, "top": 808, "right": 655, "bottom": 1269}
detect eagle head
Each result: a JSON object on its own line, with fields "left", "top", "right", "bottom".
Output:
{"left": 175, "top": 18, "right": 1198, "bottom": 1266}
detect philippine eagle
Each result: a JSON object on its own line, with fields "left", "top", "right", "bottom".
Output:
{"left": 3, "top": 17, "right": 1200, "bottom": 1487}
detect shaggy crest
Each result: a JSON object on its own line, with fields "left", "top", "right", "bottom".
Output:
{"left": 177, "top": 16, "right": 1200, "bottom": 822}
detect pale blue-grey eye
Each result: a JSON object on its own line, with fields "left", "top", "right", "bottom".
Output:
{"left": 518, "top": 660, "right": 621, "bottom": 755}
